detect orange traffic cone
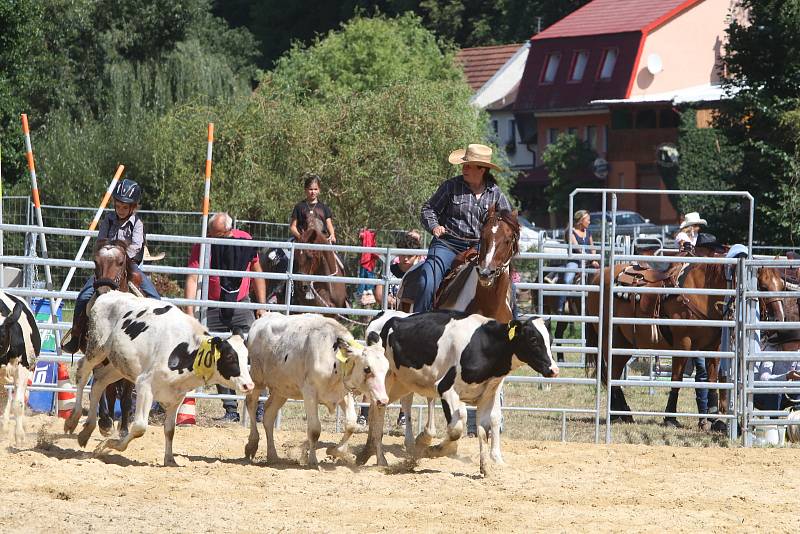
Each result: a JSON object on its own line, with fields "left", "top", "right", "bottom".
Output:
{"left": 176, "top": 396, "right": 196, "bottom": 426}
{"left": 56, "top": 363, "right": 75, "bottom": 419}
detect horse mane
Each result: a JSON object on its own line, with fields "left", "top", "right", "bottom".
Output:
{"left": 94, "top": 238, "right": 129, "bottom": 253}
{"left": 299, "top": 227, "right": 327, "bottom": 245}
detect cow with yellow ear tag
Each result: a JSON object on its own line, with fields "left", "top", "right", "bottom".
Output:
{"left": 244, "top": 313, "right": 389, "bottom": 467}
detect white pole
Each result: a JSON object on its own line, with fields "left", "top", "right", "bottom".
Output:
{"left": 198, "top": 123, "right": 214, "bottom": 325}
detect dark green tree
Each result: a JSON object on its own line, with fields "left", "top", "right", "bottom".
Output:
{"left": 715, "top": 0, "right": 800, "bottom": 244}
{"left": 675, "top": 109, "right": 743, "bottom": 241}
{"left": 541, "top": 133, "right": 597, "bottom": 215}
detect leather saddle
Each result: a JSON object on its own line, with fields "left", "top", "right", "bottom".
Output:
{"left": 433, "top": 248, "right": 478, "bottom": 308}
{"left": 615, "top": 265, "right": 676, "bottom": 335}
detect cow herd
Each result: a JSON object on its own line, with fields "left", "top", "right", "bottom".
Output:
{"left": 0, "top": 289, "right": 556, "bottom": 475}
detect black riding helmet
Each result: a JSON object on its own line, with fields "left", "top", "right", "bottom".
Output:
{"left": 113, "top": 179, "right": 142, "bottom": 204}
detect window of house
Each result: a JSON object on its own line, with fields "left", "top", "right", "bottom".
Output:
{"left": 541, "top": 52, "right": 561, "bottom": 84}
{"left": 598, "top": 48, "right": 618, "bottom": 80}
{"left": 547, "top": 128, "right": 559, "bottom": 144}
{"left": 586, "top": 125, "right": 598, "bottom": 150}
{"left": 491, "top": 120, "right": 499, "bottom": 135}
{"left": 567, "top": 127, "right": 577, "bottom": 136}
{"left": 509, "top": 119, "right": 517, "bottom": 143}
{"left": 611, "top": 109, "right": 633, "bottom": 129}
{"left": 659, "top": 108, "right": 680, "bottom": 128}
{"left": 569, "top": 50, "right": 589, "bottom": 82}
{"left": 635, "top": 109, "right": 658, "bottom": 129}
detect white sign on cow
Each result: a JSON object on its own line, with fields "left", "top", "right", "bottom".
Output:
{"left": 244, "top": 312, "right": 389, "bottom": 467}
{"left": 64, "top": 291, "right": 254, "bottom": 465}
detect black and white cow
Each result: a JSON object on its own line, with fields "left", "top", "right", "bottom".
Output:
{"left": 359, "top": 310, "right": 557, "bottom": 472}
{"left": 64, "top": 291, "right": 254, "bottom": 465}
{"left": 0, "top": 290, "right": 41, "bottom": 446}
{"left": 244, "top": 313, "right": 389, "bottom": 467}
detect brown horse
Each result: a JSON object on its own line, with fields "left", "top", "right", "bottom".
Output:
{"left": 293, "top": 227, "right": 348, "bottom": 310}
{"left": 432, "top": 206, "right": 520, "bottom": 322}
{"left": 589, "top": 250, "right": 785, "bottom": 428}
{"left": 90, "top": 239, "right": 142, "bottom": 437}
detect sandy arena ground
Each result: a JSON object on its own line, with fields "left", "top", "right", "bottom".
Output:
{"left": 0, "top": 413, "right": 798, "bottom": 533}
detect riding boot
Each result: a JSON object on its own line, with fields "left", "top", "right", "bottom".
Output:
{"left": 61, "top": 309, "right": 87, "bottom": 354}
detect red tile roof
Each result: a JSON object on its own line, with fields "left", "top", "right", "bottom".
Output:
{"left": 456, "top": 44, "right": 523, "bottom": 91}
{"left": 532, "top": 0, "right": 703, "bottom": 40}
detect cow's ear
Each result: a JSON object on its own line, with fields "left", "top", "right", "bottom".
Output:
{"left": 231, "top": 327, "right": 244, "bottom": 338}
{"left": 210, "top": 336, "right": 223, "bottom": 349}
{"left": 8, "top": 302, "right": 23, "bottom": 325}
{"left": 544, "top": 317, "right": 552, "bottom": 332}
{"left": 366, "top": 331, "right": 381, "bottom": 346}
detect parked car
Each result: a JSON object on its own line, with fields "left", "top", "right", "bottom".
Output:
{"left": 588, "top": 210, "right": 678, "bottom": 240}
{"left": 518, "top": 215, "right": 566, "bottom": 255}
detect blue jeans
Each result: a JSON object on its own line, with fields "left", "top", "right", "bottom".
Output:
{"left": 556, "top": 261, "right": 579, "bottom": 313}
{"left": 413, "top": 236, "right": 474, "bottom": 313}
{"left": 692, "top": 357, "right": 709, "bottom": 414}
{"left": 74, "top": 263, "right": 161, "bottom": 318}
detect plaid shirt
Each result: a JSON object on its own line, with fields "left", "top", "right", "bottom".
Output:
{"left": 420, "top": 175, "right": 512, "bottom": 241}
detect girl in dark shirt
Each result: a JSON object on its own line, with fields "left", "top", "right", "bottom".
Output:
{"left": 289, "top": 174, "right": 336, "bottom": 242}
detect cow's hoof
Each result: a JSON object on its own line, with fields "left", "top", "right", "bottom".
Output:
{"left": 698, "top": 418, "right": 712, "bottom": 432}
{"left": 415, "top": 431, "right": 434, "bottom": 448}
{"left": 244, "top": 441, "right": 258, "bottom": 460}
{"left": 64, "top": 416, "right": 79, "bottom": 434}
{"left": 163, "top": 457, "right": 180, "bottom": 467}
{"left": 98, "top": 424, "right": 113, "bottom": 437}
{"left": 77, "top": 427, "right": 94, "bottom": 448}
{"left": 663, "top": 417, "right": 682, "bottom": 428}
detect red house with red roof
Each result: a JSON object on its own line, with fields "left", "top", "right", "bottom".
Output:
{"left": 513, "top": 0, "right": 739, "bottom": 226}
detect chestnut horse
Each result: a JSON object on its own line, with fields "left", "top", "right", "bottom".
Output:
{"left": 91, "top": 239, "right": 142, "bottom": 437}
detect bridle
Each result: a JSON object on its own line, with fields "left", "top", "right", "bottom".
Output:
{"left": 477, "top": 213, "right": 519, "bottom": 284}
{"left": 93, "top": 244, "right": 128, "bottom": 292}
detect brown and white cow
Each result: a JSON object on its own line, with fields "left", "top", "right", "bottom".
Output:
{"left": 360, "top": 310, "right": 557, "bottom": 475}
{"left": 0, "top": 290, "right": 41, "bottom": 446}
{"left": 244, "top": 313, "right": 389, "bottom": 467}
{"left": 64, "top": 291, "right": 254, "bottom": 465}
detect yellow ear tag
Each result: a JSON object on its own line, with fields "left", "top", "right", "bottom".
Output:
{"left": 193, "top": 338, "right": 221, "bottom": 382}
{"left": 508, "top": 325, "right": 517, "bottom": 341}
{"left": 336, "top": 347, "right": 356, "bottom": 376}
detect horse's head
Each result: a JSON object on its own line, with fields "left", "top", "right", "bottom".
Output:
{"left": 93, "top": 239, "right": 130, "bottom": 295}
{"left": 295, "top": 228, "right": 329, "bottom": 298}
{"left": 477, "top": 205, "right": 519, "bottom": 287}
{"left": 758, "top": 264, "right": 786, "bottom": 322}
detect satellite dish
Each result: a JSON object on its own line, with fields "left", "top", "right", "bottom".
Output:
{"left": 646, "top": 53, "right": 663, "bottom": 75}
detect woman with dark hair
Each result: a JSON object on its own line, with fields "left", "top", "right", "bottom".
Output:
{"left": 289, "top": 174, "right": 336, "bottom": 242}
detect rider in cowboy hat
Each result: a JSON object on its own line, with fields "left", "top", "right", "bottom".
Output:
{"left": 62, "top": 179, "right": 161, "bottom": 353}
{"left": 415, "top": 143, "right": 512, "bottom": 312}
{"left": 674, "top": 211, "right": 707, "bottom": 252}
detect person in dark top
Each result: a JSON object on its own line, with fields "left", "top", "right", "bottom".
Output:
{"left": 416, "top": 143, "right": 512, "bottom": 312}
{"left": 289, "top": 174, "right": 336, "bottom": 242}
{"left": 62, "top": 179, "right": 161, "bottom": 353}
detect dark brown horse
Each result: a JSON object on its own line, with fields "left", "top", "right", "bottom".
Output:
{"left": 293, "top": 227, "right": 348, "bottom": 310}
{"left": 91, "top": 239, "right": 141, "bottom": 437}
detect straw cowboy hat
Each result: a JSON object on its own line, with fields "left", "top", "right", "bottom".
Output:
{"left": 142, "top": 246, "right": 166, "bottom": 262}
{"left": 448, "top": 143, "right": 500, "bottom": 171}
{"left": 680, "top": 212, "right": 707, "bottom": 229}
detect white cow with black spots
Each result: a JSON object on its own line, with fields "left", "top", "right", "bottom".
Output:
{"left": 0, "top": 290, "right": 41, "bottom": 446}
{"left": 244, "top": 313, "right": 389, "bottom": 467}
{"left": 360, "top": 310, "right": 558, "bottom": 475}
{"left": 64, "top": 291, "right": 254, "bottom": 465}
